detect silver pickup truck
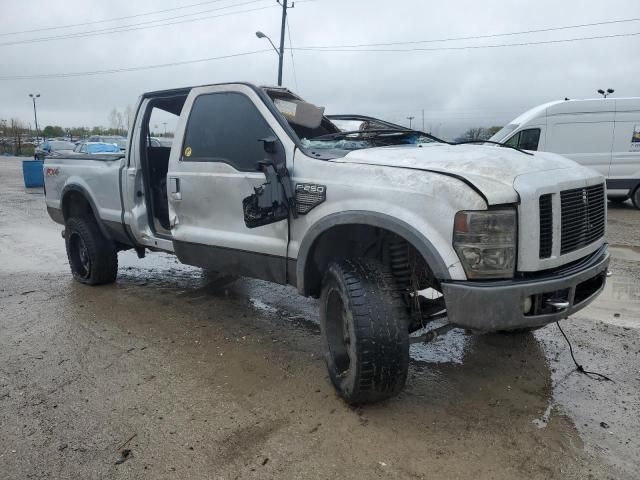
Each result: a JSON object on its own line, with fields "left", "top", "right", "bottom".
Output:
{"left": 44, "top": 82, "right": 610, "bottom": 404}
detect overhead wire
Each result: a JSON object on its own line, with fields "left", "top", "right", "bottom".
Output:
{"left": 297, "top": 16, "right": 640, "bottom": 49}
{"left": 0, "top": 0, "right": 274, "bottom": 47}
{"left": 286, "top": 16, "right": 299, "bottom": 92}
{"left": 0, "top": 0, "right": 245, "bottom": 37}
{"left": 0, "top": 50, "right": 273, "bottom": 80}
{"left": 291, "top": 31, "right": 640, "bottom": 53}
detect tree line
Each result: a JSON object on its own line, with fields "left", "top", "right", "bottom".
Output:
{"left": 459, "top": 126, "right": 502, "bottom": 141}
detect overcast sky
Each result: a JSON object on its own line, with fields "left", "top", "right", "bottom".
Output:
{"left": 1, "top": 0, "right": 638, "bottom": 138}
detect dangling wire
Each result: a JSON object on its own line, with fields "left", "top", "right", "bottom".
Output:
{"left": 286, "top": 16, "right": 299, "bottom": 92}
{"left": 556, "top": 322, "right": 613, "bottom": 382}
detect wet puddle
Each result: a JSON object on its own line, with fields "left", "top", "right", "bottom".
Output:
{"left": 609, "top": 244, "right": 640, "bottom": 263}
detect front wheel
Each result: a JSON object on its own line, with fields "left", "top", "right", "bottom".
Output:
{"left": 320, "top": 259, "right": 410, "bottom": 405}
{"left": 632, "top": 187, "right": 640, "bottom": 209}
{"left": 65, "top": 216, "right": 118, "bottom": 285}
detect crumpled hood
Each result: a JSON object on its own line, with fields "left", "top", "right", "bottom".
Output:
{"left": 337, "top": 143, "right": 579, "bottom": 204}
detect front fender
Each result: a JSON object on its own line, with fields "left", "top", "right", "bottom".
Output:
{"left": 295, "top": 210, "right": 452, "bottom": 296}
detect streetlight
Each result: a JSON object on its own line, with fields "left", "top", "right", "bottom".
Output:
{"left": 597, "top": 88, "right": 614, "bottom": 98}
{"left": 29, "top": 93, "right": 41, "bottom": 143}
{"left": 256, "top": 31, "right": 283, "bottom": 86}
{"left": 407, "top": 116, "right": 415, "bottom": 129}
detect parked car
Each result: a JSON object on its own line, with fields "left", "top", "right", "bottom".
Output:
{"left": 73, "top": 141, "right": 123, "bottom": 155}
{"left": 34, "top": 140, "right": 76, "bottom": 160}
{"left": 490, "top": 97, "right": 640, "bottom": 207}
{"left": 43, "top": 83, "right": 609, "bottom": 405}
{"left": 87, "top": 135, "right": 127, "bottom": 151}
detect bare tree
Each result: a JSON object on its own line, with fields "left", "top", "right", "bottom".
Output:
{"left": 108, "top": 108, "right": 119, "bottom": 133}
{"left": 124, "top": 105, "right": 133, "bottom": 135}
{"left": 462, "top": 127, "right": 488, "bottom": 141}
{"left": 10, "top": 118, "right": 25, "bottom": 155}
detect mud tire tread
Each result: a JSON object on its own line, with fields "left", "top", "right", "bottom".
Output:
{"left": 632, "top": 186, "right": 640, "bottom": 209}
{"left": 65, "top": 216, "right": 118, "bottom": 285}
{"left": 320, "top": 258, "right": 410, "bottom": 405}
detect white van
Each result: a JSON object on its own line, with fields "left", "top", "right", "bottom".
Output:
{"left": 490, "top": 97, "right": 640, "bottom": 207}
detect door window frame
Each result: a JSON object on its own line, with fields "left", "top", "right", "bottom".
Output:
{"left": 179, "top": 91, "right": 277, "bottom": 172}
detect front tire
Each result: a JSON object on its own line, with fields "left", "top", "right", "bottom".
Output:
{"left": 65, "top": 217, "right": 118, "bottom": 285}
{"left": 632, "top": 187, "right": 640, "bottom": 209}
{"left": 320, "top": 259, "right": 410, "bottom": 405}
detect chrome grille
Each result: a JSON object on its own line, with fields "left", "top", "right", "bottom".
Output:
{"left": 539, "top": 194, "right": 553, "bottom": 258}
{"left": 560, "top": 184, "right": 605, "bottom": 255}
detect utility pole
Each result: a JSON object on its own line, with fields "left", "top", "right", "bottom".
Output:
{"left": 407, "top": 116, "right": 415, "bottom": 129}
{"left": 29, "top": 93, "right": 40, "bottom": 143}
{"left": 421, "top": 109, "right": 425, "bottom": 131}
{"left": 277, "top": 0, "right": 290, "bottom": 87}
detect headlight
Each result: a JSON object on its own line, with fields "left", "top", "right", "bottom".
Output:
{"left": 453, "top": 208, "right": 516, "bottom": 279}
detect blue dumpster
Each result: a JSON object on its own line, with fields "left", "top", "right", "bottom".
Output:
{"left": 22, "top": 160, "right": 44, "bottom": 188}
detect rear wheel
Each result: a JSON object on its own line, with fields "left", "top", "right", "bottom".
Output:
{"left": 65, "top": 216, "right": 118, "bottom": 285}
{"left": 320, "top": 259, "right": 410, "bottom": 405}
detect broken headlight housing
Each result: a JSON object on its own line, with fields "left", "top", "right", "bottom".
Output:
{"left": 453, "top": 208, "right": 516, "bottom": 279}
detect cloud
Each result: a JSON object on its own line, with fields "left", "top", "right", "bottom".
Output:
{"left": 1, "top": 0, "right": 638, "bottom": 137}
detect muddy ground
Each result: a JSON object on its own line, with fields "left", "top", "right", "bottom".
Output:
{"left": 1, "top": 156, "right": 638, "bottom": 479}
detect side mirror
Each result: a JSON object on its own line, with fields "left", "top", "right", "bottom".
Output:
{"left": 256, "top": 136, "right": 284, "bottom": 171}
{"left": 258, "top": 136, "right": 279, "bottom": 154}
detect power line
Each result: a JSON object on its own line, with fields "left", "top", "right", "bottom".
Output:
{"left": 2, "top": 27, "right": 637, "bottom": 82}
{"left": 297, "top": 16, "right": 640, "bottom": 50}
{"left": 291, "top": 31, "right": 640, "bottom": 53}
{"left": 0, "top": 49, "right": 272, "bottom": 80}
{"left": 286, "top": 16, "right": 299, "bottom": 92}
{"left": 0, "top": 0, "right": 242, "bottom": 37}
{"left": 0, "top": 1, "right": 273, "bottom": 47}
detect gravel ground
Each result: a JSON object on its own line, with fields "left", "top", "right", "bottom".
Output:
{"left": 0, "top": 156, "right": 638, "bottom": 479}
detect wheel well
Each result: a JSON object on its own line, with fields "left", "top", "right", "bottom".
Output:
{"left": 62, "top": 190, "right": 95, "bottom": 221}
{"left": 302, "top": 224, "right": 436, "bottom": 297}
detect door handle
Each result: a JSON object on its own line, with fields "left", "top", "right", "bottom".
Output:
{"left": 169, "top": 177, "right": 182, "bottom": 200}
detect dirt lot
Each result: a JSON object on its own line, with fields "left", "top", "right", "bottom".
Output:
{"left": 1, "top": 156, "right": 638, "bottom": 479}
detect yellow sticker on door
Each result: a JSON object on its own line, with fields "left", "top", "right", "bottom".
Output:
{"left": 184, "top": 146, "right": 192, "bottom": 157}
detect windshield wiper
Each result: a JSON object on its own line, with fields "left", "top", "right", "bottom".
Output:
{"left": 312, "top": 129, "right": 449, "bottom": 144}
{"left": 454, "top": 139, "right": 533, "bottom": 156}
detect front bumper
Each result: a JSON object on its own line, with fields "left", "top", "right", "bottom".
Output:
{"left": 441, "top": 244, "right": 610, "bottom": 331}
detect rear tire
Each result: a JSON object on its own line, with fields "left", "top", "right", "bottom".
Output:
{"left": 65, "top": 216, "right": 118, "bottom": 285}
{"left": 320, "top": 259, "right": 410, "bottom": 405}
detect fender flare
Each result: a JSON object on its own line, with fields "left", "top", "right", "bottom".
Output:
{"left": 61, "top": 184, "right": 112, "bottom": 241}
{"left": 295, "top": 210, "right": 451, "bottom": 296}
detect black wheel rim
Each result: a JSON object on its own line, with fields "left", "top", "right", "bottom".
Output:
{"left": 325, "top": 288, "right": 352, "bottom": 377}
{"left": 69, "top": 232, "right": 91, "bottom": 279}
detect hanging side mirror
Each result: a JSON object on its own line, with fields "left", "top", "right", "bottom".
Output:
{"left": 243, "top": 136, "right": 297, "bottom": 228}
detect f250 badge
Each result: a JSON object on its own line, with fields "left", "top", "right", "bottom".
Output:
{"left": 45, "top": 167, "right": 59, "bottom": 176}
{"left": 295, "top": 183, "right": 326, "bottom": 214}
